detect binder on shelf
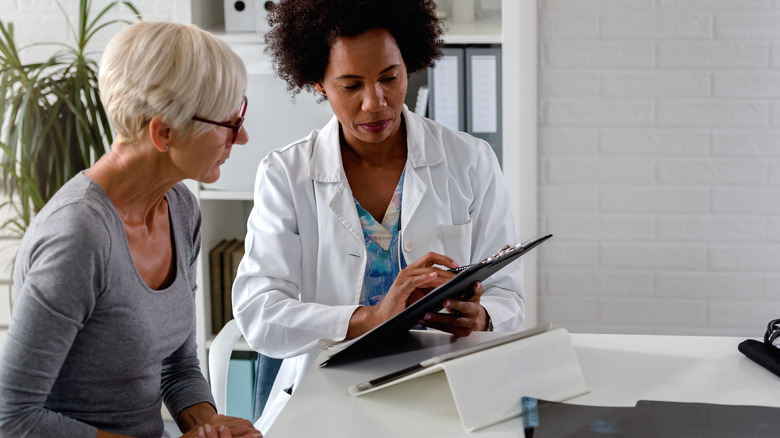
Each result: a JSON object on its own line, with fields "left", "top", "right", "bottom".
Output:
{"left": 427, "top": 45, "right": 503, "bottom": 165}
{"left": 226, "top": 350, "right": 257, "bottom": 421}
{"left": 221, "top": 239, "right": 244, "bottom": 326}
{"left": 428, "top": 47, "right": 465, "bottom": 132}
{"left": 209, "top": 239, "right": 235, "bottom": 334}
{"left": 465, "top": 47, "right": 502, "bottom": 164}
{"left": 349, "top": 327, "right": 590, "bottom": 432}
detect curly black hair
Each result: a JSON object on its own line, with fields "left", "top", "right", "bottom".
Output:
{"left": 264, "top": 0, "right": 445, "bottom": 97}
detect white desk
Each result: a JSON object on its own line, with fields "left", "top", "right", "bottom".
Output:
{"left": 266, "top": 331, "right": 780, "bottom": 437}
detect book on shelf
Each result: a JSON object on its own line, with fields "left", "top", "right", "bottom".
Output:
{"left": 208, "top": 239, "right": 245, "bottom": 335}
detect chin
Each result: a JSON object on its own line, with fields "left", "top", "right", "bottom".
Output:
{"left": 200, "top": 171, "right": 221, "bottom": 185}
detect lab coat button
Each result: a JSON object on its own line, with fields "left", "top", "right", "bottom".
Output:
{"left": 403, "top": 241, "right": 414, "bottom": 252}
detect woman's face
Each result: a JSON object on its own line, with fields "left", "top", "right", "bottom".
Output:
{"left": 316, "top": 28, "right": 408, "bottom": 150}
{"left": 179, "top": 108, "right": 249, "bottom": 184}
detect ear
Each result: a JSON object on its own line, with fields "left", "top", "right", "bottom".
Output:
{"left": 148, "top": 115, "right": 172, "bottom": 153}
{"left": 314, "top": 82, "right": 325, "bottom": 96}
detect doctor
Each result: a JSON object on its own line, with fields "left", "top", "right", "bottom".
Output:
{"left": 232, "top": 0, "right": 525, "bottom": 432}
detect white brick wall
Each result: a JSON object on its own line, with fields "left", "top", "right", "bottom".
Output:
{"left": 4, "top": 1, "right": 779, "bottom": 340}
{"left": 539, "top": 0, "right": 780, "bottom": 336}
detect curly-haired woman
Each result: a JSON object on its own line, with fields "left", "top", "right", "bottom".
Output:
{"left": 232, "top": 1, "right": 525, "bottom": 432}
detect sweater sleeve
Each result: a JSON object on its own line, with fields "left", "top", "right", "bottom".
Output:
{"left": 0, "top": 204, "right": 108, "bottom": 437}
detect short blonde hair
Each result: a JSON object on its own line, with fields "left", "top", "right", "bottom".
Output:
{"left": 99, "top": 21, "right": 247, "bottom": 144}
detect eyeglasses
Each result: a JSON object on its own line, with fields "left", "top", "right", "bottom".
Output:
{"left": 191, "top": 95, "right": 247, "bottom": 144}
{"left": 764, "top": 318, "right": 780, "bottom": 348}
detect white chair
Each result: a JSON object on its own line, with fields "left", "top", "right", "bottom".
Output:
{"left": 208, "top": 319, "right": 244, "bottom": 414}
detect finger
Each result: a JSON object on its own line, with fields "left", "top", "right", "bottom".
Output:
{"left": 408, "top": 252, "right": 460, "bottom": 270}
{"left": 218, "top": 425, "right": 232, "bottom": 438}
{"left": 470, "top": 282, "right": 485, "bottom": 301}
{"left": 443, "top": 298, "right": 480, "bottom": 317}
{"left": 421, "top": 310, "right": 478, "bottom": 332}
{"left": 422, "top": 318, "right": 477, "bottom": 338}
{"left": 403, "top": 271, "right": 449, "bottom": 291}
{"left": 228, "top": 426, "right": 263, "bottom": 437}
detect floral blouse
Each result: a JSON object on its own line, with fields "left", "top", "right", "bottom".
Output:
{"left": 356, "top": 173, "right": 407, "bottom": 306}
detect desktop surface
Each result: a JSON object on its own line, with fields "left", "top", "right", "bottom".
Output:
{"left": 266, "top": 331, "right": 780, "bottom": 437}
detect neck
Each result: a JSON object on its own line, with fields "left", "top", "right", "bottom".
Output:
{"left": 338, "top": 120, "right": 407, "bottom": 167}
{"left": 85, "top": 141, "right": 179, "bottom": 225}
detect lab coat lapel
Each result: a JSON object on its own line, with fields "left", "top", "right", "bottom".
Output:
{"left": 309, "top": 116, "right": 364, "bottom": 245}
{"left": 400, "top": 107, "right": 444, "bottom": 232}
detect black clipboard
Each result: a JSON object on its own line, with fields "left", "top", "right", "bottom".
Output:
{"left": 320, "top": 234, "right": 553, "bottom": 367}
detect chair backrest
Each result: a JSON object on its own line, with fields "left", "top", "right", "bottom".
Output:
{"left": 208, "top": 319, "right": 244, "bottom": 414}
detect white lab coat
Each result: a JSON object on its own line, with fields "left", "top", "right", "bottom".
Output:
{"left": 232, "top": 107, "right": 525, "bottom": 433}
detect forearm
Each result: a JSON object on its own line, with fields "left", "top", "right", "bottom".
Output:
{"left": 177, "top": 402, "right": 218, "bottom": 433}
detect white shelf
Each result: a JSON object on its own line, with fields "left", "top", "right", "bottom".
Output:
{"left": 205, "top": 26, "right": 265, "bottom": 44}
{"left": 442, "top": 17, "right": 502, "bottom": 44}
{"left": 198, "top": 189, "right": 253, "bottom": 201}
{"left": 207, "top": 19, "right": 502, "bottom": 45}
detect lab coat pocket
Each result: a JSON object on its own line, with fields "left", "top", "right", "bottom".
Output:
{"left": 438, "top": 220, "right": 472, "bottom": 263}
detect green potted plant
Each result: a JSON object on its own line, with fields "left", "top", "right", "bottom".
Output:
{"left": 0, "top": 1, "right": 141, "bottom": 313}
{"left": 0, "top": 0, "right": 141, "bottom": 238}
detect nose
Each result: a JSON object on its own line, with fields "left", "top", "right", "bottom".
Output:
{"left": 361, "top": 83, "right": 387, "bottom": 112}
{"left": 233, "top": 126, "right": 249, "bottom": 145}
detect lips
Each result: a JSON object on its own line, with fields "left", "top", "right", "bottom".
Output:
{"left": 360, "top": 119, "right": 391, "bottom": 133}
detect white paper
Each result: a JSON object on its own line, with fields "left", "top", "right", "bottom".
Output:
{"left": 470, "top": 55, "right": 498, "bottom": 133}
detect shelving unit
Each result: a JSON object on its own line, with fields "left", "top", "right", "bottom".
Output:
{"left": 176, "top": 0, "right": 538, "bottom": 372}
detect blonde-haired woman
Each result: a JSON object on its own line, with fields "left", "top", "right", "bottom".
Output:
{"left": 0, "top": 21, "right": 260, "bottom": 438}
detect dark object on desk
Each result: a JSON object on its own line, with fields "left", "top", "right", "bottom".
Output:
{"left": 320, "top": 234, "right": 553, "bottom": 367}
{"left": 522, "top": 397, "right": 780, "bottom": 438}
{"left": 738, "top": 339, "right": 780, "bottom": 378}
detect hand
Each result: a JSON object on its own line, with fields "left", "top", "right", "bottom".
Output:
{"left": 419, "top": 281, "right": 488, "bottom": 338}
{"left": 177, "top": 403, "right": 261, "bottom": 438}
{"left": 181, "top": 424, "right": 232, "bottom": 438}
{"left": 182, "top": 414, "right": 262, "bottom": 438}
{"left": 347, "top": 252, "right": 459, "bottom": 338}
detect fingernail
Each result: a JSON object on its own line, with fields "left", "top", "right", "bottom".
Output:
{"left": 429, "top": 272, "right": 437, "bottom": 277}
{"left": 418, "top": 319, "right": 426, "bottom": 325}
{"left": 424, "top": 313, "right": 431, "bottom": 320}
{"left": 198, "top": 427, "right": 205, "bottom": 438}
{"left": 452, "top": 262, "right": 460, "bottom": 267}
{"left": 205, "top": 424, "right": 212, "bottom": 433}
{"left": 444, "top": 299, "right": 451, "bottom": 307}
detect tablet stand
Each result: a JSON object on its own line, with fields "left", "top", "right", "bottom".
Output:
{"left": 352, "top": 328, "right": 590, "bottom": 431}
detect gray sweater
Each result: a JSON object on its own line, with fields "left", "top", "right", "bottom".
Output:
{"left": 0, "top": 174, "right": 214, "bottom": 438}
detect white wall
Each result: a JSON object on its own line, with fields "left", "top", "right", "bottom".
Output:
{"left": 3, "top": 0, "right": 779, "bottom": 339}
{"left": 538, "top": 0, "right": 780, "bottom": 336}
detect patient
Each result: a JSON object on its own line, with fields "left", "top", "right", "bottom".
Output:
{"left": 0, "top": 21, "right": 261, "bottom": 438}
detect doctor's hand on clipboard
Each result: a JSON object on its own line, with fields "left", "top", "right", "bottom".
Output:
{"left": 346, "top": 251, "right": 489, "bottom": 340}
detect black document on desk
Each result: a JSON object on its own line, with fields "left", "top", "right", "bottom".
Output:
{"left": 522, "top": 398, "right": 780, "bottom": 438}
{"left": 738, "top": 339, "right": 780, "bottom": 378}
{"left": 320, "top": 234, "right": 553, "bottom": 367}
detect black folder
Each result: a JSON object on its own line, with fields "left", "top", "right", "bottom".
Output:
{"left": 320, "top": 234, "right": 553, "bottom": 367}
